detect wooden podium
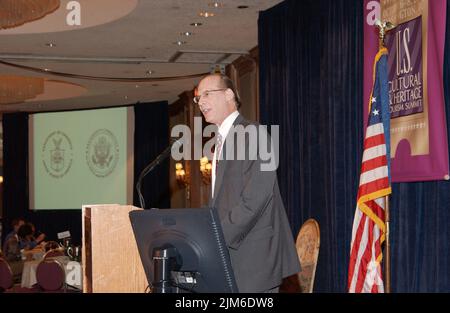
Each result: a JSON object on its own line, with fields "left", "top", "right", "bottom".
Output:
{"left": 82, "top": 204, "right": 148, "bottom": 293}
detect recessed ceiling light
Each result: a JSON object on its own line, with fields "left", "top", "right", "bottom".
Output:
{"left": 44, "top": 68, "right": 50, "bottom": 71}
{"left": 124, "top": 96, "right": 128, "bottom": 100}
{"left": 181, "top": 31, "right": 193, "bottom": 36}
{"left": 209, "top": 2, "right": 224, "bottom": 8}
{"left": 45, "top": 42, "right": 56, "bottom": 47}
{"left": 135, "top": 85, "right": 139, "bottom": 88}
{"left": 146, "top": 70, "right": 154, "bottom": 75}
{"left": 199, "top": 12, "right": 215, "bottom": 17}
{"left": 237, "top": 5, "right": 249, "bottom": 9}
{"left": 190, "top": 22, "right": 203, "bottom": 27}
{"left": 174, "top": 41, "right": 187, "bottom": 46}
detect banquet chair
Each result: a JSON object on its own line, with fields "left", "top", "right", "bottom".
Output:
{"left": 280, "top": 219, "right": 320, "bottom": 293}
{"left": 36, "top": 259, "right": 66, "bottom": 292}
{"left": 0, "top": 258, "right": 14, "bottom": 292}
{"left": 295, "top": 218, "right": 320, "bottom": 293}
{"left": 44, "top": 241, "right": 61, "bottom": 252}
{"left": 44, "top": 249, "right": 65, "bottom": 259}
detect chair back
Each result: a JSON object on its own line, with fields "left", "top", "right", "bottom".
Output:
{"left": 44, "top": 249, "right": 65, "bottom": 259}
{"left": 296, "top": 218, "right": 320, "bottom": 293}
{"left": 44, "top": 241, "right": 61, "bottom": 252}
{"left": 0, "top": 258, "right": 14, "bottom": 291}
{"left": 36, "top": 259, "right": 66, "bottom": 291}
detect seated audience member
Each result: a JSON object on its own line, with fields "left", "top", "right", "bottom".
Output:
{"left": 2, "top": 218, "right": 25, "bottom": 254}
{"left": 27, "top": 223, "right": 46, "bottom": 245}
{"left": 17, "top": 224, "right": 39, "bottom": 250}
{"left": 2, "top": 226, "right": 24, "bottom": 279}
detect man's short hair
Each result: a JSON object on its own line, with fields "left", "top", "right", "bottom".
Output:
{"left": 213, "top": 74, "right": 242, "bottom": 109}
{"left": 11, "top": 218, "right": 24, "bottom": 227}
{"left": 17, "top": 224, "right": 33, "bottom": 239}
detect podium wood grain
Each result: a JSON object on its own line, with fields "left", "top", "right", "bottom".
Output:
{"left": 82, "top": 204, "right": 147, "bottom": 293}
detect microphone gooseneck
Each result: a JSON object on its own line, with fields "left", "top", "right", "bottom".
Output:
{"left": 136, "top": 138, "right": 182, "bottom": 209}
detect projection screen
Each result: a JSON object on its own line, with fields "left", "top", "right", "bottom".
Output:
{"left": 29, "top": 107, "right": 134, "bottom": 210}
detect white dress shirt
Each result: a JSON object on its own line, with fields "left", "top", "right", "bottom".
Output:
{"left": 212, "top": 111, "right": 240, "bottom": 197}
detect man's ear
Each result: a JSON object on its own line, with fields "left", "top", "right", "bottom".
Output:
{"left": 225, "top": 88, "right": 234, "bottom": 102}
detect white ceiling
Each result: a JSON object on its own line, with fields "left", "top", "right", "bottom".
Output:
{"left": 0, "top": 0, "right": 283, "bottom": 113}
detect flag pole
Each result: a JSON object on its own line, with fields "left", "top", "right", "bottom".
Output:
{"left": 385, "top": 195, "right": 391, "bottom": 293}
{"left": 375, "top": 19, "right": 395, "bottom": 293}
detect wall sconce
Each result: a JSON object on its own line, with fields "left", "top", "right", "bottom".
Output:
{"left": 175, "top": 162, "right": 190, "bottom": 199}
{"left": 175, "top": 162, "right": 188, "bottom": 186}
{"left": 200, "top": 156, "right": 212, "bottom": 184}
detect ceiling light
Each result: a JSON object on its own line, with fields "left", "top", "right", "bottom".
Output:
{"left": 45, "top": 42, "right": 56, "bottom": 47}
{"left": 237, "top": 5, "right": 249, "bottom": 9}
{"left": 135, "top": 85, "right": 139, "bottom": 88}
{"left": 209, "top": 2, "right": 224, "bottom": 8}
{"left": 199, "top": 12, "right": 215, "bottom": 18}
{"left": 174, "top": 41, "right": 187, "bottom": 46}
{"left": 44, "top": 68, "right": 50, "bottom": 71}
{"left": 190, "top": 22, "right": 202, "bottom": 27}
{"left": 181, "top": 31, "right": 193, "bottom": 36}
{"left": 146, "top": 70, "right": 154, "bottom": 75}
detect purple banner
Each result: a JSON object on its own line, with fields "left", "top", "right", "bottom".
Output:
{"left": 386, "top": 16, "right": 423, "bottom": 118}
{"left": 364, "top": 0, "right": 449, "bottom": 182}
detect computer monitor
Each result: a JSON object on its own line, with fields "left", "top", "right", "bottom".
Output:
{"left": 129, "top": 207, "right": 238, "bottom": 293}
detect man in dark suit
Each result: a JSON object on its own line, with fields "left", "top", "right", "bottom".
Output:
{"left": 195, "top": 74, "right": 300, "bottom": 293}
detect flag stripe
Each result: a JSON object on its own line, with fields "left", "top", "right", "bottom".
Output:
{"left": 359, "top": 166, "right": 389, "bottom": 185}
{"left": 348, "top": 211, "right": 366, "bottom": 290}
{"left": 362, "top": 144, "right": 386, "bottom": 163}
{"left": 349, "top": 214, "right": 368, "bottom": 292}
{"left": 358, "top": 177, "right": 390, "bottom": 199}
{"left": 365, "top": 199, "right": 385, "bottom": 222}
{"left": 361, "top": 155, "right": 387, "bottom": 173}
{"left": 364, "top": 134, "right": 386, "bottom": 150}
{"left": 365, "top": 123, "right": 384, "bottom": 138}
{"left": 355, "top": 218, "right": 374, "bottom": 292}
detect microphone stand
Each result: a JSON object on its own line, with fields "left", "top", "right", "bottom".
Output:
{"left": 136, "top": 138, "right": 181, "bottom": 209}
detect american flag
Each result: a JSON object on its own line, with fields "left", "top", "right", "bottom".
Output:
{"left": 348, "top": 47, "right": 391, "bottom": 293}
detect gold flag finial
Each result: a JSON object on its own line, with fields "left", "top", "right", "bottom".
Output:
{"left": 375, "top": 20, "right": 396, "bottom": 48}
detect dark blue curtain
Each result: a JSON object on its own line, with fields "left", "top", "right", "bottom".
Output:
{"left": 133, "top": 102, "right": 170, "bottom": 209}
{"left": 1, "top": 113, "right": 83, "bottom": 245}
{"left": 259, "top": 0, "right": 450, "bottom": 292}
{"left": 2, "top": 103, "right": 170, "bottom": 245}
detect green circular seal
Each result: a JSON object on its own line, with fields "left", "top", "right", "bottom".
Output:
{"left": 86, "top": 129, "right": 119, "bottom": 177}
{"left": 41, "top": 131, "right": 73, "bottom": 178}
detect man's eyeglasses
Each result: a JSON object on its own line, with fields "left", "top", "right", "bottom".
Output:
{"left": 193, "top": 88, "right": 227, "bottom": 104}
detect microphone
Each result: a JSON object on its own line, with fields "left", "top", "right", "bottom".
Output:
{"left": 136, "top": 138, "right": 183, "bottom": 209}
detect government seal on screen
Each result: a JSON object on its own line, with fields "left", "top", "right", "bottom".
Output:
{"left": 86, "top": 129, "right": 119, "bottom": 177}
{"left": 42, "top": 130, "right": 73, "bottom": 178}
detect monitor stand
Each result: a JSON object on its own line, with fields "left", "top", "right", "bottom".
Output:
{"left": 152, "top": 245, "right": 178, "bottom": 293}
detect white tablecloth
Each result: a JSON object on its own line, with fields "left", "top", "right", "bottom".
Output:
{"left": 21, "top": 256, "right": 82, "bottom": 290}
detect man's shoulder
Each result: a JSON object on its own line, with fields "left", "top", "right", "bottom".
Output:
{"left": 233, "top": 115, "right": 260, "bottom": 128}
{"left": 4, "top": 232, "right": 15, "bottom": 242}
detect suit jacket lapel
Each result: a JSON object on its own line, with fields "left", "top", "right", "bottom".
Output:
{"left": 211, "top": 114, "right": 244, "bottom": 207}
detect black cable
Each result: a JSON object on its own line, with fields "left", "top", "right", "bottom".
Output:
{"left": 169, "top": 280, "right": 197, "bottom": 293}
